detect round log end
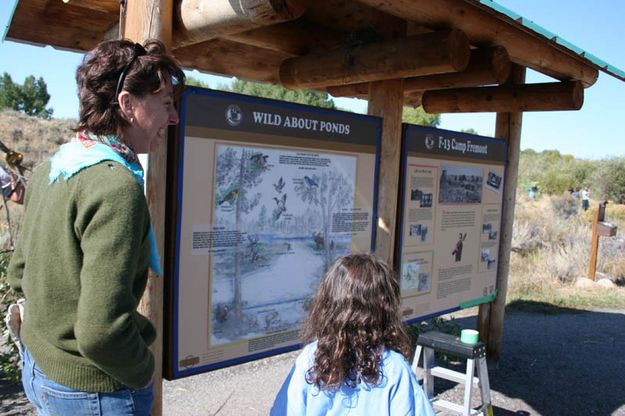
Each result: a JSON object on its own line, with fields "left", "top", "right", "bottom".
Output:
{"left": 278, "top": 58, "right": 297, "bottom": 89}
{"left": 421, "top": 90, "right": 444, "bottom": 114}
{"left": 571, "top": 80, "right": 584, "bottom": 110}
{"left": 490, "top": 46, "right": 511, "bottom": 84}
{"left": 447, "top": 28, "right": 471, "bottom": 72}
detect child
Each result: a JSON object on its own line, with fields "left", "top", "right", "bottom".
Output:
{"left": 271, "top": 254, "right": 435, "bottom": 416}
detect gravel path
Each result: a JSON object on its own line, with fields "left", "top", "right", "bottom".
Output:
{"left": 2, "top": 307, "right": 625, "bottom": 415}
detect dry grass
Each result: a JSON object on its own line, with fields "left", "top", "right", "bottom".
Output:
{"left": 0, "top": 109, "right": 75, "bottom": 169}
{"left": 509, "top": 193, "right": 625, "bottom": 308}
{"left": 0, "top": 110, "right": 75, "bottom": 250}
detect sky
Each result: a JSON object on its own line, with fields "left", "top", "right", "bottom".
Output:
{"left": 1, "top": 0, "right": 624, "bottom": 160}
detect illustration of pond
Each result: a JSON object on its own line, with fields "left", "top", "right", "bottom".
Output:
{"left": 210, "top": 236, "right": 351, "bottom": 345}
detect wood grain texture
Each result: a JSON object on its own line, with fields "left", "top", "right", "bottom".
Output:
{"left": 279, "top": 30, "right": 470, "bottom": 89}
{"left": 422, "top": 81, "right": 583, "bottom": 113}
{"left": 368, "top": 79, "right": 404, "bottom": 265}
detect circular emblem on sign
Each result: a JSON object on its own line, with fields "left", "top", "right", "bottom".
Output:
{"left": 425, "top": 134, "right": 435, "bottom": 150}
{"left": 225, "top": 104, "right": 242, "bottom": 126}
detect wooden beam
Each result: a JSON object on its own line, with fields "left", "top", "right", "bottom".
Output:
{"left": 356, "top": 0, "right": 598, "bottom": 87}
{"left": 174, "top": 0, "right": 309, "bottom": 48}
{"left": 368, "top": 79, "right": 404, "bottom": 264}
{"left": 6, "top": 0, "right": 117, "bottom": 52}
{"left": 404, "top": 46, "right": 510, "bottom": 90}
{"left": 279, "top": 29, "right": 470, "bottom": 89}
{"left": 124, "top": 1, "right": 173, "bottom": 415}
{"left": 327, "top": 46, "right": 510, "bottom": 98}
{"left": 422, "top": 80, "right": 583, "bottom": 113}
{"left": 327, "top": 83, "right": 370, "bottom": 98}
{"left": 62, "top": 0, "right": 119, "bottom": 14}
{"left": 478, "top": 64, "right": 526, "bottom": 361}
{"left": 173, "top": 38, "right": 287, "bottom": 84}
{"left": 404, "top": 91, "right": 423, "bottom": 108}
{"left": 305, "top": 0, "right": 406, "bottom": 37}
{"left": 222, "top": 20, "right": 343, "bottom": 57}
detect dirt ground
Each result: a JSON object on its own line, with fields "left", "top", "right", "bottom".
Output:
{"left": 2, "top": 304, "right": 624, "bottom": 415}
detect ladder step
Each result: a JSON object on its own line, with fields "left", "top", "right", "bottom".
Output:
{"left": 431, "top": 366, "right": 479, "bottom": 385}
{"left": 431, "top": 398, "right": 481, "bottom": 415}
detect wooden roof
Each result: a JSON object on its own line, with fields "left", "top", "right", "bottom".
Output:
{"left": 6, "top": 0, "right": 620, "bottom": 111}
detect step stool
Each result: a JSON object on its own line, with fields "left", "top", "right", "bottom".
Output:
{"left": 412, "top": 331, "right": 493, "bottom": 416}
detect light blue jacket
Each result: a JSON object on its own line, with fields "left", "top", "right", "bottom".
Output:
{"left": 271, "top": 342, "right": 436, "bottom": 416}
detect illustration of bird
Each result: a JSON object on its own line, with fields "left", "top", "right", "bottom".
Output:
{"left": 250, "top": 152, "right": 269, "bottom": 170}
{"left": 304, "top": 175, "right": 318, "bottom": 188}
{"left": 273, "top": 193, "right": 287, "bottom": 210}
{"left": 273, "top": 176, "right": 285, "bottom": 193}
{"left": 218, "top": 188, "right": 239, "bottom": 205}
{"left": 272, "top": 194, "right": 287, "bottom": 221}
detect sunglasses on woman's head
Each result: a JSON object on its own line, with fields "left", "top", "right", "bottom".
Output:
{"left": 113, "top": 43, "right": 147, "bottom": 105}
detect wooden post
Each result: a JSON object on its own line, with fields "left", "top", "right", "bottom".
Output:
{"left": 368, "top": 79, "right": 404, "bottom": 265}
{"left": 477, "top": 64, "right": 525, "bottom": 361}
{"left": 588, "top": 201, "right": 607, "bottom": 280}
{"left": 123, "top": 2, "right": 173, "bottom": 415}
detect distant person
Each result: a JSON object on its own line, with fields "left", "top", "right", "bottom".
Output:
{"left": 582, "top": 186, "right": 590, "bottom": 210}
{"left": 528, "top": 185, "right": 537, "bottom": 200}
{"left": 270, "top": 254, "right": 435, "bottom": 416}
{"left": 7, "top": 39, "right": 185, "bottom": 415}
{"left": 0, "top": 165, "right": 25, "bottom": 204}
{"left": 452, "top": 232, "right": 467, "bottom": 262}
{"left": 571, "top": 187, "right": 580, "bottom": 199}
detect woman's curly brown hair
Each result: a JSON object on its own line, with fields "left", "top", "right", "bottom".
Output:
{"left": 75, "top": 39, "right": 185, "bottom": 135}
{"left": 302, "top": 253, "right": 412, "bottom": 391}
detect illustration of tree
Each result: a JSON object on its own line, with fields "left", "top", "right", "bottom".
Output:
{"left": 257, "top": 205, "right": 268, "bottom": 231}
{"left": 295, "top": 169, "right": 352, "bottom": 271}
{"left": 216, "top": 146, "right": 269, "bottom": 318}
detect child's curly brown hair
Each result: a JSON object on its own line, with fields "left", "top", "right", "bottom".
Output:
{"left": 302, "top": 253, "right": 412, "bottom": 390}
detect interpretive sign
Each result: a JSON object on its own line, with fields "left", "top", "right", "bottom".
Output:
{"left": 398, "top": 125, "right": 506, "bottom": 323}
{"left": 166, "top": 87, "right": 381, "bottom": 378}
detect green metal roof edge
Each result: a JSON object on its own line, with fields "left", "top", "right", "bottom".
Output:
{"left": 478, "top": 0, "right": 625, "bottom": 81}
{"left": 1, "top": 0, "right": 19, "bottom": 43}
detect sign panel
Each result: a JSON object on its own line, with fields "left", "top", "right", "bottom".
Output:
{"left": 398, "top": 125, "right": 506, "bottom": 322}
{"left": 167, "top": 87, "right": 381, "bottom": 378}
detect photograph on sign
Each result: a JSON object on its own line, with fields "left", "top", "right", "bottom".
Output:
{"left": 167, "top": 87, "right": 381, "bottom": 379}
{"left": 398, "top": 125, "right": 506, "bottom": 322}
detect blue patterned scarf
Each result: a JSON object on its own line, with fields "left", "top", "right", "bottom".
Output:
{"left": 48, "top": 132, "right": 162, "bottom": 276}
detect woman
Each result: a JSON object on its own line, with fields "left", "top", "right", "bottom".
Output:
{"left": 7, "top": 39, "right": 185, "bottom": 415}
{"left": 271, "top": 254, "right": 435, "bottom": 416}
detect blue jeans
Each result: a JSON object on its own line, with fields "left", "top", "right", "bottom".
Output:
{"left": 21, "top": 347, "right": 153, "bottom": 416}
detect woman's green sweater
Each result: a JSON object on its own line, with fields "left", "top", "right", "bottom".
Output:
{"left": 8, "top": 160, "right": 155, "bottom": 392}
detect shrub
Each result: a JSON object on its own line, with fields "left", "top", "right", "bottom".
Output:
{"left": 0, "top": 252, "right": 21, "bottom": 383}
{"left": 594, "top": 157, "right": 625, "bottom": 203}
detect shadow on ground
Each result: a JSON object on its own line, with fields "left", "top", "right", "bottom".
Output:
{"left": 0, "top": 376, "right": 32, "bottom": 415}
{"left": 434, "top": 301, "right": 625, "bottom": 415}
{"left": 2, "top": 302, "right": 625, "bottom": 415}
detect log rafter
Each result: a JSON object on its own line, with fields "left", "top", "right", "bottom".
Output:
{"left": 356, "top": 0, "right": 599, "bottom": 87}
{"left": 173, "top": 0, "right": 310, "bottom": 48}
{"left": 279, "top": 29, "right": 471, "bottom": 89}
{"left": 422, "top": 80, "right": 584, "bottom": 113}
{"left": 327, "top": 46, "right": 511, "bottom": 98}
{"left": 6, "top": 0, "right": 607, "bottom": 94}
